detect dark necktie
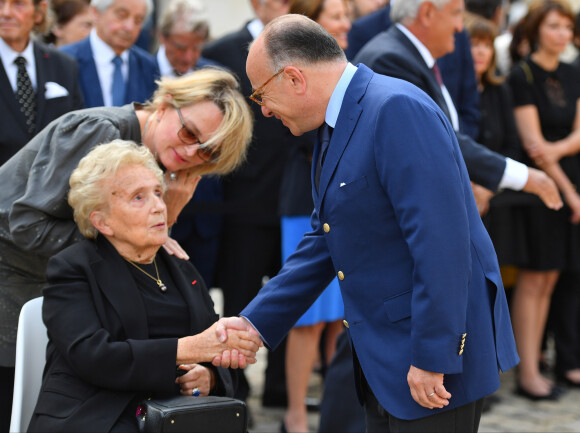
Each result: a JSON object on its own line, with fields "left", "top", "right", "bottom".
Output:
{"left": 14, "top": 56, "right": 37, "bottom": 134}
{"left": 111, "top": 56, "right": 125, "bottom": 106}
{"left": 315, "top": 122, "right": 333, "bottom": 192}
{"left": 432, "top": 62, "right": 443, "bottom": 87}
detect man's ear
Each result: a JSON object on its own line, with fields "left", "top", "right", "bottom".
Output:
{"left": 417, "top": 1, "right": 436, "bottom": 26}
{"left": 90, "top": 210, "right": 113, "bottom": 237}
{"left": 284, "top": 66, "right": 307, "bottom": 95}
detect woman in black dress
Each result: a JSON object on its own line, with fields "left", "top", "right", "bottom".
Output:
{"left": 507, "top": 0, "right": 580, "bottom": 400}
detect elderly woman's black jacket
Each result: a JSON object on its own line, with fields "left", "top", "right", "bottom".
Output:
{"left": 28, "top": 235, "right": 233, "bottom": 432}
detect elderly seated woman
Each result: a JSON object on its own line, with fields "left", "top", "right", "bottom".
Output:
{"left": 27, "top": 140, "right": 261, "bottom": 433}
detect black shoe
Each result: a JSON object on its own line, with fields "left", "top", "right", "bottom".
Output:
{"left": 515, "top": 384, "right": 560, "bottom": 401}
{"left": 557, "top": 374, "right": 580, "bottom": 388}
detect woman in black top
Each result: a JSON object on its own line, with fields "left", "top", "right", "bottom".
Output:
{"left": 508, "top": 0, "right": 580, "bottom": 399}
{"left": 28, "top": 141, "right": 261, "bottom": 432}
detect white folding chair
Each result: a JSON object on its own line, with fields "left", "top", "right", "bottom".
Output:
{"left": 9, "top": 297, "right": 47, "bottom": 433}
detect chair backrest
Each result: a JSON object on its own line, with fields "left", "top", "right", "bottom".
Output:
{"left": 10, "top": 297, "right": 47, "bottom": 433}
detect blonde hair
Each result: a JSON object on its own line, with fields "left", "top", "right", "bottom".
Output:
{"left": 68, "top": 140, "right": 164, "bottom": 239}
{"left": 145, "top": 67, "right": 253, "bottom": 176}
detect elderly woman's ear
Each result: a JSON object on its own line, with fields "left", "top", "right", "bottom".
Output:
{"left": 89, "top": 211, "right": 113, "bottom": 237}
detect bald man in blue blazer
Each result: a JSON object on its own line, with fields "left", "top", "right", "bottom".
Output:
{"left": 214, "top": 14, "right": 519, "bottom": 432}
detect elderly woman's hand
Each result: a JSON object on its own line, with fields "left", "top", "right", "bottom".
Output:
{"left": 176, "top": 364, "right": 214, "bottom": 397}
{"left": 163, "top": 171, "right": 201, "bottom": 227}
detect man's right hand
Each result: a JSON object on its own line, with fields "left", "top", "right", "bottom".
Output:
{"left": 522, "top": 168, "right": 563, "bottom": 210}
{"left": 213, "top": 317, "right": 263, "bottom": 368}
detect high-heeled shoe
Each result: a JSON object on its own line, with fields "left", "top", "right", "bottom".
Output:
{"left": 557, "top": 374, "right": 580, "bottom": 388}
{"left": 515, "top": 384, "right": 561, "bottom": 401}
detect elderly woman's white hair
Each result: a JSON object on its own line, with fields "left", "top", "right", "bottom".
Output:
{"left": 390, "top": 0, "right": 451, "bottom": 23}
{"left": 68, "top": 140, "right": 164, "bottom": 239}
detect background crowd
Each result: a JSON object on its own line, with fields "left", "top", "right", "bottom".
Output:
{"left": 1, "top": 0, "right": 580, "bottom": 432}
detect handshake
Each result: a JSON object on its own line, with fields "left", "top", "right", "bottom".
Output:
{"left": 177, "top": 317, "right": 263, "bottom": 369}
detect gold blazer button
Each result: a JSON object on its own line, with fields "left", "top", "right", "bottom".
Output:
{"left": 323, "top": 223, "right": 330, "bottom": 233}
{"left": 343, "top": 320, "right": 349, "bottom": 328}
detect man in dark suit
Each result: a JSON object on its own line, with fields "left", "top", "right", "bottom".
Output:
{"left": 61, "top": 0, "right": 159, "bottom": 108}
{"left": 0, "top": 0, "right": 82, "bottom": 426}
{"left": 354, "top": 0, "right": 560, "bottom": 205}
{"left": 0, "top": 0, "right": 83, "bottom": 166}
{"left": 201, "top": 0, "right": 294, "bottom": 407}
{"left": 347, "top": 3, "right": 478, "bottom": 140}
{"left": 219, "top": 13, "right": 520, "bottom": 432}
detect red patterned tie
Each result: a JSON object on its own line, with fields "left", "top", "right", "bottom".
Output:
{"left": 432, "top": 62, "right": 443, "bottom": 87}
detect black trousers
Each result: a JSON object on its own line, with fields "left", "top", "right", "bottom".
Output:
{"left": 364, "top": 382, "right": 483, "bottom": 433}
{"left": 319, "top": 331, "right": 366, "bottom": 433}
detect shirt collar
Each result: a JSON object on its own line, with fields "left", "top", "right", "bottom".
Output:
{"left": 325, "top": 62, "right": 357, "bottom": 128}
{"left": 395, "top": 23, "right": 435, "bottom": 68}
{"left": 157, "top": 45, "right": 174, "bottom": 77}
{"left": 0, "top": 37, "right": 34, "bottom": 69}
{"left": 90, "top": 28, "right": 129, "bottom": 65}
{"left": 247, "top": 19, "right": 263, "bottom": 40}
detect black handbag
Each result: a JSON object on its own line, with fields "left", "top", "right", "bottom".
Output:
{"left": 136, "top": 395, "right": 247, "bottom": 433}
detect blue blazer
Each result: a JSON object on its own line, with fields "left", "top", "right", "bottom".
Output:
{"left": 241, "top": 65, "right": 519, "bottom": 420}
{"left": 61, "top": 37, "right": 159, "bottom": 108}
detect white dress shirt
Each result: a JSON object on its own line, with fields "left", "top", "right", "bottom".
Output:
{"left": 89, "top": 29, "right": 129, "bottom": 107}
{"left": 0, "top": 38, "right": 37, "bottom": 92}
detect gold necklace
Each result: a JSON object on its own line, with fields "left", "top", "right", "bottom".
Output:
{"left": 126, "top": 258, "right": 167, "bottom": 292}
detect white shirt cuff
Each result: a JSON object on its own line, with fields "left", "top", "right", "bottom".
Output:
{"left": 498, "top": 158, "right": 528, "bottom": 191}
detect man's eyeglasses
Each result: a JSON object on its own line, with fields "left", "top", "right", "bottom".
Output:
{"left": 175, "top": 106, "right": 219, "bottom": 163}
{"left": 249, "top": 68, "right": 285, "bottom": 106}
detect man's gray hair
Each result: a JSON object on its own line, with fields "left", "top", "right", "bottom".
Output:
{"left": 158, "top": 0, "right": 209, "bottom": 38}
{"left": 91, "top": 0, "right": 153, "bottom": 20}
{"left": 390, "top": 0, "right": 451, "bottom": 23}
{"left": 261, "top": 14, "right": 346, "bottom": 71}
